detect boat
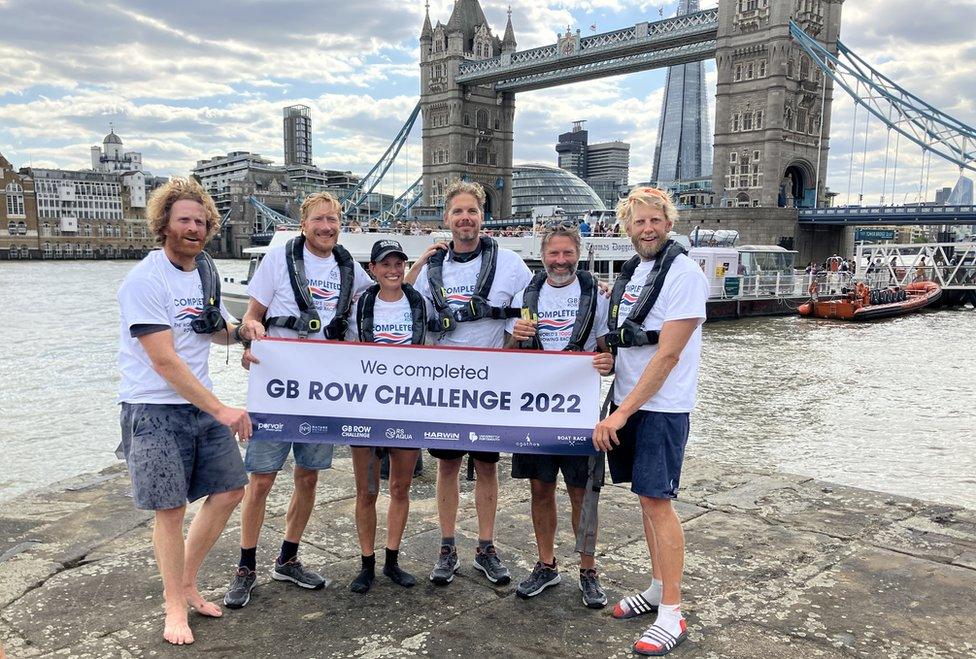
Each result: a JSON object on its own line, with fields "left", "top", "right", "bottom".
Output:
{"left": 798, "top": 281, "right": 942, "bottom": 321}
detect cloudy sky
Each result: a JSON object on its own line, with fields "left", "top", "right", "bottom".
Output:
{"left": 1, "top": 0, "right": 974, "bottom": 204}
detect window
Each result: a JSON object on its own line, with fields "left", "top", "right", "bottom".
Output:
{"left": 734, "top": 65, "right": 742, "bottom": 82}
{"left": 755, "top": 110, "right": 764, "bottom": 130}
{"left": 729, "top": 152, "right": 738, "bottom": 164}
{"left": 785, "top": 107, "right": 794, "bottom": 131}
{"left": 746, "top": 63, "right": 754, "bottom": 79}
{"left": 466, "top": 150, "right": 474, "bottom": 164}
{"left": 800, "top": 56, "right": 810, "bottom": 80}
{"left": 7, "top": 221, "right": 15, "bottom": 234}
{"left": 17, "top": 221, "right": 26, "bottom": 235}
{"left": 743, "top": 113, "right": 753, "bottom": 130}
{"left": 476, "top": 110, "right": 488, "bottom": 131}
{"left": 5, "top": 183, "right": 25, "bottom": 217}
{"left": 463, "top": 113, "right": 470, "bottom": 127}
{"left": 759, "top": 60, "right": 767, "bottom": 77}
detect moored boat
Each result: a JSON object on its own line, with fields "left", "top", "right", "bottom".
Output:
{"left": 798, "top": 281, "right": 941, "bottom": 321}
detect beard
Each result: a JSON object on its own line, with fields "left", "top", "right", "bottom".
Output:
{"left": 545, "top": 263, "right": 577, "bottom": 286}
{"left": 632, "top": 235, "right": 665, "bottom": 260}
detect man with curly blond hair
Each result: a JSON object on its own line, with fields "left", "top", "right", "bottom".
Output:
{"left": 592, "top": 186, "right": 708, "bottom": 656}
{"left": 117, "top": 177, "right": 252, "bottom": 645}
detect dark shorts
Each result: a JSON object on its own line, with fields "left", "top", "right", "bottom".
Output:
{"left": 606, "top": 405, "right": 689, "bottom": 500}
{"left": 119, "top": 403, "right": 248, "bottom": 510}
{"left": 427, "top": 449, "right": 500, "bottom": 464}
{"left": 511, "top": 453, "right": 604, "bottom": 489}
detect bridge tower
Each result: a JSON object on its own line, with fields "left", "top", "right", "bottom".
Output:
{"left": 712, "top": 0, "right": 845, "bottom": 209}
{"left": 419, "top": 0, "right": 516, "bottom": 219}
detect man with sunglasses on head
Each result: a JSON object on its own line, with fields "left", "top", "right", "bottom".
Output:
{"left": 592, "top": 187, "right": 708, "bottom": 657}
{"left": 505, "top": 224, "right": 614, "bottom": 608}
{"left": 406, "top": 179, "right": 532, "bottom": 587}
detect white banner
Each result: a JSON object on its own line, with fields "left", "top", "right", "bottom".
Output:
{"left": 246, "top": 338, "right": 600, "bottom": 455}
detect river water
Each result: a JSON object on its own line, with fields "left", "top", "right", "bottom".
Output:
{"left": 1, "top": 260, "right": 974, "bottom": 508}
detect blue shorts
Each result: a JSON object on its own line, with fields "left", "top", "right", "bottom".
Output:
{"left": 119, "top": 403, "right": 247, "bottom": 510}
{"left": 244, "top": 439, "right": 334, "bottom": 473}
{"left": 606, "top": 406, "right": 689, "bottom": 500}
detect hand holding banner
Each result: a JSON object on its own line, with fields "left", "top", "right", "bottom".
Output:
{"left": 246, "top": 338, "right": 600, "bottom": 455}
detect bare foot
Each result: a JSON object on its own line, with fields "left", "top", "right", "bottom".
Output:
{"left": 185, "top": 587, "right": 222, "bottom": 618}
{"left": 163, "top": 606, "right": 194, "bottom": 645}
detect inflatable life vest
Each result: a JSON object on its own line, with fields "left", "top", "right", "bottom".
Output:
{"left": 606, "top": 240, "right": 687, "bottom": 350}
{"left": 263, "top": 236, "right": 355, "bottom": 340}
{"left": 355, "top": 283, "right": 428, "bottom": 345}
{"left": 518, "top": 270, "right": 598, "bottom": 353}
{"left": 190, "top": 250, "right": 227, "bottom": 335}
{"left": 425, "top": 236, "right": 520, "bottom": 333}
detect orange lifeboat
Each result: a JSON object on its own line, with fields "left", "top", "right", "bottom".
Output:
{"left": 798, "top": 281, "right": 941, "bottom": 321}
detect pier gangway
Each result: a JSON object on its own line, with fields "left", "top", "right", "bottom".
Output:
{"left": 856, "top": 242, "right": 976, "bottom": 292}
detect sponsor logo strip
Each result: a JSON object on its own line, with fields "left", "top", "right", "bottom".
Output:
{"left": 249, "top": 413, "right": 597, "bottom": 456}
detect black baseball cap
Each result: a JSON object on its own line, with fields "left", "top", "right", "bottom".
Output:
{"left": 370, "top": 239, "right": 408, "bottom": 263}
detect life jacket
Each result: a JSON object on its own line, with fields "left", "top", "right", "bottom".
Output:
{"left": 518, "top": 270, "right": 598, "bottom": 352}
{"left": 425, "top": 236, "right": 520, "bottom": 333}
{"left": 355, "top": 283, "right": 428, "bottom": 345}
{"left": 263, "top": 236, "right": 355, "bottom": 340}
{"left": 190, "top": 250, "right": 227, "bottom": 335}
{"left": 606, "top": 240, "right": 687, "bottom": 350}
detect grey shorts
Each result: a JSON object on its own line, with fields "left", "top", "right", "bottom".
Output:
{"left": 119, "top": 403, "right": 247, "bottom": 510}
{"left": 511, "top": 453, "right": 604, "bottom": 490}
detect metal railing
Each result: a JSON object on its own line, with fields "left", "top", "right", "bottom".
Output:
{"left": 856, "top": 242, "right": 976, "bottom": 290}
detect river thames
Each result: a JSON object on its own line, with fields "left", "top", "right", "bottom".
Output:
{"left": 1, "top": 259, "right": 973, "bottom": 508}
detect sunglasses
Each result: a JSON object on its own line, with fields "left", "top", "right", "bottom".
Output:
{"left": 543, "top": 219, "right": 577, "bottom": 230}
{"left": 634, "top": 187, "right": 669, "bottom": 201}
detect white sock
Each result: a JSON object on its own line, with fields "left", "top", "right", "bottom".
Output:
{"left": 653, "top": 602, "right": 685, "bottom": 638}
{"left": 641, "top": 578, "right": 663, "bottom": 605}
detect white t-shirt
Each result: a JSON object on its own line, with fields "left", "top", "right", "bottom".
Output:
{"left": 613, "top": 254, "right": 709, "bottom": 413}
{"left": 347, "top": 290, "right": 434, "bottom": 344}
{"left": 247, "top": 244, "right": 373, "bottom": 340}
{"left": 507, "top": 278, "right": 610, "bottom": 352}
{"left": 414, "top": 246, "right": 532, "bottom": 349}
{"left": 117, "top": 249, "right": 228, "bottom": 404}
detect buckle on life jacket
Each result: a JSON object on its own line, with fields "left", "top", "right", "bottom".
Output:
{"left": 190, "top": 306, "right": 226, "bottom": 335}
{"left": 308, "top": 318, "right": 322, "bottom": 332}
{"left": 456, "top": 296, "right": 491, "bottom": 322}
{"left": 608, "top": 320, "right": 659, "bottom": 349}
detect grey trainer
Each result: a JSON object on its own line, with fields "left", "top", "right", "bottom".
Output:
{"left": 271, "top": 559, "right": 327, "bottom": 589}
{"left": 224, "top": 567, "right": 257, "bottom": 609}
{"left": 473, "top": 545, "right": 511, "bottom": 585}
{"left": 579, "top": 568, "right": 608, "bottom": 609}
{"left": 429, "top": 545, "right": 460, "bottom": 585}
{"left": 515, "top": 561, "right": 560, "bottom": 599}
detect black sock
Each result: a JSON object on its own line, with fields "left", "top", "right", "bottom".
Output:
{"left": 478, "top": 539, "right": 493, "bottom": 552}
{"left": 350, "top": 554, "right": 376, "bottom": 594}
{"left": 239, "top": 546, "right": 257, "bottom": 572}
{"left": 441, "top": 536, "right": 455, "bottom": 548}
{"left": 383, "top": 549, "right": 416, "bottom": 588}
{"left": 278, "top": 540, "right": 299, "bottom": 565}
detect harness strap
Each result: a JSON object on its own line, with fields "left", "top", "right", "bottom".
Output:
{"left": 190, "top": 251, "right": 227, "bottom": 335}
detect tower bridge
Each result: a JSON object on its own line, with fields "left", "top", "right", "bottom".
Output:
{"left": 343, "top": 0, "right": 976, "bottom": 261}
{"left": 418, "top": 0, "right": 846, "bottom": 223}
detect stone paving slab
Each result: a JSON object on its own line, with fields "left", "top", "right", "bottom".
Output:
{"left": 1, "top": 456, "right": 974, "bottom": 658}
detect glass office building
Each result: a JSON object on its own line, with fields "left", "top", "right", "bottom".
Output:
{"left": 511, "top": 163, "right": 606, "bottom": 216}
{"left": 651, "top": 0, "right": 712, "bottom": 187}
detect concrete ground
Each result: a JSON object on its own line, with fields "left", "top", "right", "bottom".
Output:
{"left": 1, "top": 450, "right": 974, "bottom": 658}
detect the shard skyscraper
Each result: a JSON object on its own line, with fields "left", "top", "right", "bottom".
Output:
{"left": 651, "top": 0, "right": 712, "bottom": 187}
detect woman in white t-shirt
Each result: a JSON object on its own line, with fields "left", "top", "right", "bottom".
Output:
{"left": 346, "top": 239, "right": 430, "bottom": 595}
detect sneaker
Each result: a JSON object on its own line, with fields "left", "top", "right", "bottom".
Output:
{"left": 429, "top": 545, "right": 460, "bottom": 585}
{"left": 579, "top": 569, "right": 608, "bottom": 609}
{"left": 271, "top": 558, "right": 327, "bottom": 590}
{"left": 515, "top": 561, "right": 560, "bottom": 599}
{"left": 224, "top": 567, "right": 257, "bottom": 609}
{"left": 473, "top": 545, "right": 511, "bottom": 585}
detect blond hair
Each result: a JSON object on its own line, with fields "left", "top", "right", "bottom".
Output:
{"left": 147, "top": 177, "right": 220, "bottom": 245}
{"left": 443, "top": 179, "right": 486, "bottom": 214}
{"left": 300, "top": 191, "right": 342, "bottom": 222}
{"left": 616, "top": 186, "right": 678, "bottom": 229}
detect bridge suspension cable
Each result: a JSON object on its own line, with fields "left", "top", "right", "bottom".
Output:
{"left": 791, "top": 21, "right": 976, "bottom": 175}
{"left": 339, "top": 103, "right": 421, "bottom": 216}
{"left": 249, "top": 196, "right": 298, "bottom": 231}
